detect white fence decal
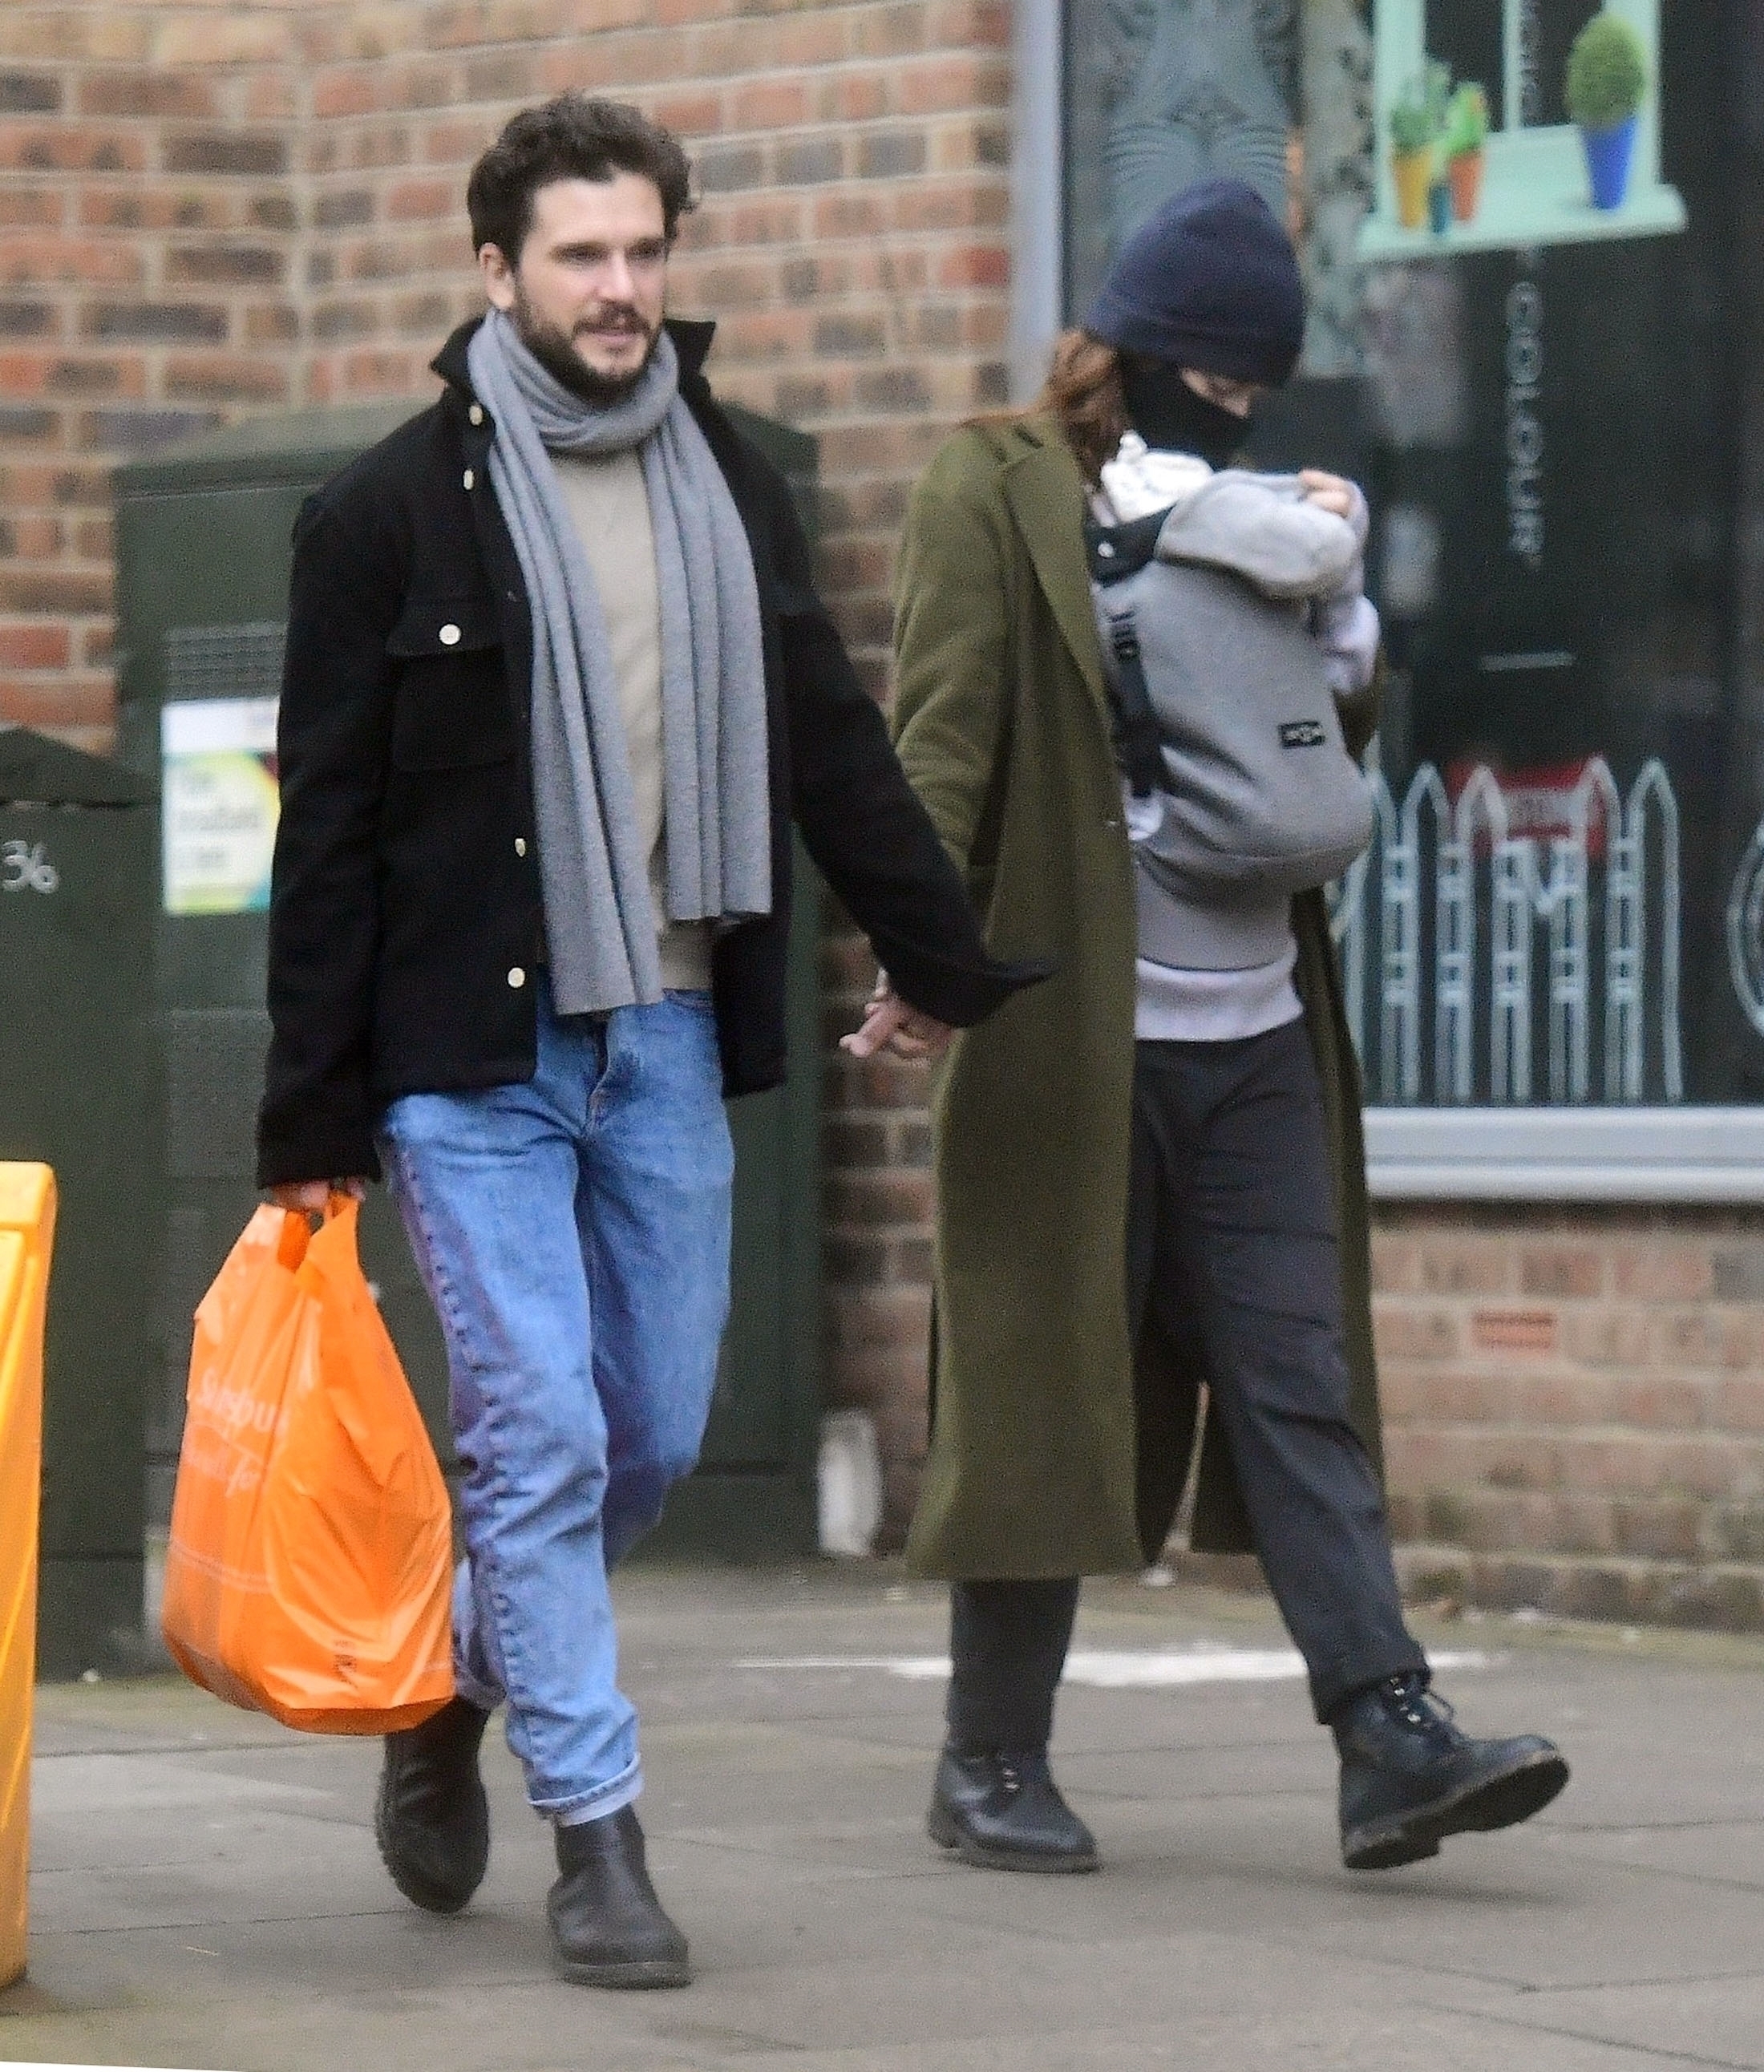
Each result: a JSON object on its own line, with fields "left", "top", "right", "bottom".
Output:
{"left": 1330, "top": 755, "right": 1684, "bottom": 1106}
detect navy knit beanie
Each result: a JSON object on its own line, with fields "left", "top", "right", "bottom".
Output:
{"left": 1083, "top": 178, "right": 1305, "bottom": 387}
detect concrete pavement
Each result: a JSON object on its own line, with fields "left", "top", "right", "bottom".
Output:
{"left": 2, "top": 1564, "right": 1762, "bottom": 2071}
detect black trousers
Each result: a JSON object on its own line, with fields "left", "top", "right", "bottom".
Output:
{"left": 946, "top": 1018, "right": 1425, "bottom": 1751}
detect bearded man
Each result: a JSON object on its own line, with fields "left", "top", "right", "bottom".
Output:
{"left": 257, "top": 95, "right": 1033, "bottom": 1989}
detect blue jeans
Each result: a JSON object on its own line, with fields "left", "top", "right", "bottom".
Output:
{"left": 378, "top": 982, "right": 734, "bottom": 1824}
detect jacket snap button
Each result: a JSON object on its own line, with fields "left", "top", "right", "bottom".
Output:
{"left": 463, "top": 468, "right": 475, "bottom": 490}
{"left": 468, "top": 403, "right": 484, "bottom": 426}
{"left": 439, "top": 622, "right": 461, "bottom": 645}
{"left": 514, "top": 836, "right": 527, "bottom": 857}
{"left": 508, "top": 965, "right": 527, "bottom": 989}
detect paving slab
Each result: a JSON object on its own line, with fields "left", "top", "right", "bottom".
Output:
{"left": 2, "top": 1565, "right": 1762, "bottom": 2071}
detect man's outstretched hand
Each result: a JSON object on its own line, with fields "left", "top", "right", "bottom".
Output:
{"left": 840, "top": 977, "right": 954, "bottom": 1063}
{"left": 268, "top": 1177, "right": 368, "bottom": 1214}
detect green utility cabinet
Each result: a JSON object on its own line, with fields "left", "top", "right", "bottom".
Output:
{"left": 0, "top": 727, "right": 160, "bottom": 1677}
{"left": 113, "top": 397, "right": 823, "bottom": 1561}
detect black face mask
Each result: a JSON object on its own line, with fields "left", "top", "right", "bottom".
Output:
{"left": 1119, "top": 358, "right": 1252, "bottom": 469}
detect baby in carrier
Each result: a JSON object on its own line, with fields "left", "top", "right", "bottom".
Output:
{"left": 1097, "top": 427, "right": 1381, "bottom": 704}
{"left": 1086, "top": 427, "right": 1382, "bottom": 1034}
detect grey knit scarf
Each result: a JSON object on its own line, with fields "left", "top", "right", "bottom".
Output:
{"left": 467, "top": 310, "right": 771, "bottom": 1016}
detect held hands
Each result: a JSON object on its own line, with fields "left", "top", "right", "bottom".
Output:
{"left": 268, "top": 1177, "right": 368, "bottom": 1214}
{"left": 840, "top": 973, "right": 955, "bottom": 1063}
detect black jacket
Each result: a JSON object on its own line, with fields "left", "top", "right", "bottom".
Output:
{"left": 257, "top": 318, "right": 1034, "bottom": 1189}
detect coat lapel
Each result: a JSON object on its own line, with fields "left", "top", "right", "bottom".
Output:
{"left": 999, "top": 430, "right": 1108, "bottom": 714}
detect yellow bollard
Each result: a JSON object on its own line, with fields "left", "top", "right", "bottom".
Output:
{"left": 0, "top": 1163, "right": 55, "bottom": 1990}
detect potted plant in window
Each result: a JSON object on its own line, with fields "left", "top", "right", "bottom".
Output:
{"left": 1443, "top": 83, "right": 1489, "bottom": 225}
{"left": 1421, "top": 63, "right": 1455, "bottom": 233}
{"left": 1388, "top": 78, "right": 1435, "bottom": 231}
{"left": 1565, "top": 13, "right": 1649, "bottom": 212}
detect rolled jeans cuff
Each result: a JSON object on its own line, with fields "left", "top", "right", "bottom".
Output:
{"left": 546, "top": 1756, "right": 644, "bottom": 1828}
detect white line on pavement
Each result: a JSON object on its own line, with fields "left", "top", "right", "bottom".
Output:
{"left": 735, "top": 1648, "right": 1494, "bottom": 1689}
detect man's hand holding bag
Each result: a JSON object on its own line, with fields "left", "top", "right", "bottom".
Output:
{"left": 160, "top": 1196, "right": 455, "bottom": 1734}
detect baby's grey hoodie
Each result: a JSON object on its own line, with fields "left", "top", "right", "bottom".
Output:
{"left": 1092, "top": 455, "right": 1380, "bottom": 1027}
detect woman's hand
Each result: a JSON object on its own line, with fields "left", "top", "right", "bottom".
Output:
{"left": 840, "top": 974, "right": 955, "bottom": 1062}
{"left": 1299, "top": 468, "right": 1355, "bottom": 520}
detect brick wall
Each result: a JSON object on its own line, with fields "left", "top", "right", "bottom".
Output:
{"left": 1375, "top": 1207, "right": 1764, "bottom": 1628}
{"left": 6, "top": 2, "right": 1764, "bottom": 1623}
{"left": 0, "top": 4, "right": 310, "bottom": 753}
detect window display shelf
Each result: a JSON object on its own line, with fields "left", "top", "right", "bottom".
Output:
{"left": 1357, "top": 124, "right": 1686, "bottom": 261}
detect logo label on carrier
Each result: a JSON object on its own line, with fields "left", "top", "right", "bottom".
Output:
{"left": 1280, "top": 720, "right": 1328, "bottom": 749}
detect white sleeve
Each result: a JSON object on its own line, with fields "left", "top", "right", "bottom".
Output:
{"left": 1317, "top": 592, "right": 1382, "bottom": 699}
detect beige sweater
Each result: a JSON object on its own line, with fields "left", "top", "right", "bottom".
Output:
{"left": 549, "top": 448, "right": 713, "bottom": 994}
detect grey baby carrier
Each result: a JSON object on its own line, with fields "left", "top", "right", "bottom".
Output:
{"left": 1086, "top": 494, "right": 1374, "bottom": 903}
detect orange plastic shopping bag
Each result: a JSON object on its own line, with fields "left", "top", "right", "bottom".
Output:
{"left": 160, "top": 1196, "right": 455, "bottom": 1733}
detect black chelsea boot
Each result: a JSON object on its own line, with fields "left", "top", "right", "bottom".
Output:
{"left": 374, "top": 1694, "right": 492, "bottom": 1915}
{"left": 548, "top": 1803, "right": 691, "bottom": 1989}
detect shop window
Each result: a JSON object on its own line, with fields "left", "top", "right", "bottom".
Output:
{"left": 1060, "top": 0, "right": 1764, "bottom": 1131}
{"left": 1359, "top": 0, "right": 1685, "bottom": 258}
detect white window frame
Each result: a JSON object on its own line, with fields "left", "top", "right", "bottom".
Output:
{"left": 1012, "top": 3, "right": 1763, "bottom": 1205}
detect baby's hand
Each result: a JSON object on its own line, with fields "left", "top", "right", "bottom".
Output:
{"left": 1299, "top": 468, "right": 1354, "bottom": 520}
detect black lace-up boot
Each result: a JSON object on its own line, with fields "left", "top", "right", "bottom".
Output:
{"left": 548, "top": 1803, "right": 690, "bottom": 1989}
{"left": 928, "top": 1747, "right": 1099, "bottom": 1872}
{"left": 374, "top": 1695, "right": 492, "bottom": 1914}
{"left": 1332, "top": 1673, "right": 1568, "bottom": 1871}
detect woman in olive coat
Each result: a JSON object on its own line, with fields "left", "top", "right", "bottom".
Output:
{"left": 864, "top": 181, "right": 1567, "bottom": 1877}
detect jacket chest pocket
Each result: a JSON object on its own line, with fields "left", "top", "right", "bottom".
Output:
{"left": 387, "top": 593, "right": 517, "bottom": 771}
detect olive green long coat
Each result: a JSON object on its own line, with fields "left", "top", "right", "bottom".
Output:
{"left": 891, "top": 415, "right": 1385, "bottom": 1580}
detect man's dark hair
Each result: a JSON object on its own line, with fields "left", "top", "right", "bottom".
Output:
{"left": 467, "top": 95, "right": 694, "bottom": 261}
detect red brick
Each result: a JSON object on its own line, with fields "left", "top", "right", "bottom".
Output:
{"left": 0, "top": 569, "right": 110, "bottom": 613}
{"left": 0, "top": 623, "right": 69, "bottom": 668}
{"left": 1558, "top": 1305, "right": 1652, "bottom": 1368}
{"left": 0, "top": 192, "right": 63, "bottom": 228}
{"left": 822, "top": 75, "right": 889, "bottom": 123}
{"left": 853, "top": 4, "right": 930, "bottom": 59}
{"left": 899, "top": 56, "right": 1009, "bottom": 116}
{"left": 385, "top": 178, "right": 454, "bottom": 222}
{"left": 1519, "top": 1244, "right": 1604, "bottom": 1298}
{"left": 313, "top": 69, "right": 380, "bottom": 119}
{"left": 0, "top": 127, "right": 148, "bottom": 175}
{"left": 827, "top": 1288, "right": 932, "bottom": 1351}
{"left": 935, "top": 242, "right": 1009, "bottom": 289}
{"left": 1471, "top": 1309, "right": 1558, "bottom": 1356}
{"left": 0, "top": 515, "right": 63, "bottom": 558}
{"left": 1376, "top": 1307, "right": 1461, "bottom": 1362}
{"left": 0, "top": 237, "right": 143, "bottom": 285}
{"left": 164, "top": 354, "right": 289, "bottom": 403}
{"left": 79, "top": 72, "right": 218, "bottom": 119}
{"left": 730, "top": 79, "right": 807, "bottom": 132}
{"left": 0, "top": 674, "right": 113, "bottom": 730}
{"left": 1415, "top": 1236, "right": 1515, "bottom": 1295}
{"left": 962, "top": 0, "right": 1013, "bottom": 44}
{"left": 827, "top": 1172, "right": 937, "bottom": 1229}
{"left": 770, "top": 14, "right": 852, "bottom": 69}
{"left": 1612, "top": 1241, "right": 1715, "bottom": 1301}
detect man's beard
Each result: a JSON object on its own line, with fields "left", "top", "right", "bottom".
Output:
{"left": 510, "top": 285, "right": 660, "bottom": 407}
